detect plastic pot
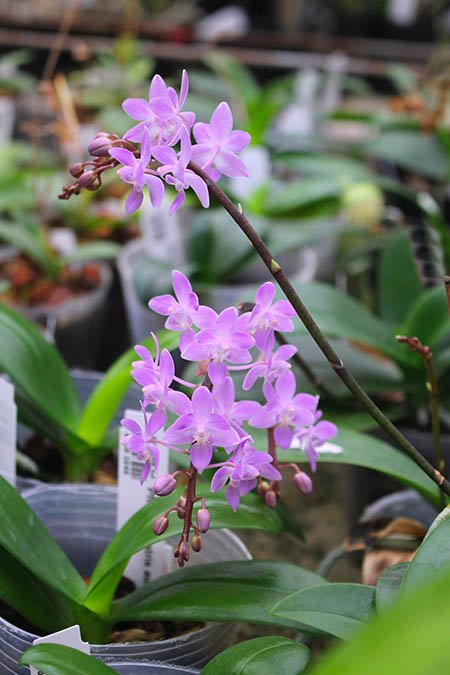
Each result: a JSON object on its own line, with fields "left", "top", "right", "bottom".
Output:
{"left": 118, "top": 240, "right": 165, "bottom": 344}
{"left": 102, "top": 660, "right": 198, "bottom": 674}
{"left": 0, "top": 483, "right": 251, "bottom": 673}
{"left": 15, "top": 368, "right": 140, "bottom": 488}
{"left": 361, "top": 489, "right": 438, "bottom": 529}
{"left": 202, "top": 247, "right": 319, "bottom": 313}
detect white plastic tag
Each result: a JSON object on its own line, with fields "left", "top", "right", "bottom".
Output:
{"left": 118, "top": 409, "right": 173, "bottom": 586}
{"left": 48, "top": 228, "right": 77, "bottom": 257}
{"left": 30, "top": 625, "right": 89, "bottom": 675}
{"left": 0, "top": 377, "right": 16, "bottom": 486}
{"left": 0, "top": 96, "right": 15, "bottom": 146}
{"left": 139, "top": 195, "right": 184, "bottom": 263}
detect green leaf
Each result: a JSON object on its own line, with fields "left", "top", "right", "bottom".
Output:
{"left": 112, "top": 561, "right": 326, "bottom": 634}
{"left": 402, "top": 286, "right": 450, "bottom": 349}
{"left": 0, "top": 476, "right": 86, "bottom": 602}
{"left": 201, "top": 636, "right": 310, "bottom": 674}
{"left": 264, "top": 178, "right": 340, "bottom": 216}
{"left": 276, "top": 427, "right": 441, "bottom": 507}
{"left": 62, "top": 241, "right": 120, "bottom": 264}
{"left": 76, "top": 330, "right": 178, "bottom": 446}
{"left": 309, "top": 564, "right": 450, "bottom": 675}
{"left": 276, "top": 152, "right": 375, "bottom": 182}
{"left": 85, "top": 491, "right": 283, "bottom": 615}
{"left": 401, "top": 509, "right": 450, "bottom": 594}
{"left": 271, "top": 282, "right": 404, "bottom": 363}
{"left": 365, "top": 130, "right": 450, "bottom": 181}
{"left": 0, "top": 545, "right": 76, "bottom": 633}
{"left": 0, "top": 304, "right": 81, "bottom": 439}
{"left": 378, "top": 230, "right": 423, "bottom": 325}
{"left": 20, "top": 644, "right": 118, "bottom": 675}
{"left": 271, "top": 583, "right": 375, "bottom": 640}
{"left": 375, "top": 562, "right": 408, "bottom": 612}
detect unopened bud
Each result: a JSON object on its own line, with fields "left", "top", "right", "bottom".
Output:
{"left": 177, "top": 495, "right": 187, "bottom": 518}
{"left": 78, "top": 170, "right": 99, "bottom": 190}
{"left": 265, "top": 490, "right": 277, "bottom": 508}
{"left": 191, "top": 534, "right": 202, "bottom": 552}
{"left": 69, "top": 162, "right": 84, "bottom": 178}
{"left": 88, "top": 133, "right": 114, "bottom": 157}
{"left": 179, "top": 541, "right": 190, "bottom": 562}
{"left": 153, "top": 474, "right": 177, "bottom": 496}
{"left": 258, "top": 480, "right": 270, "bottom": 498}
{"left": 196, "top": 507, "right": 211, "bottom": 533}
{"left": 294, "top": 471, "right": 313, "bottom": 495}
{"left": 152, "top": 515, "right": 169, "bottom": 536}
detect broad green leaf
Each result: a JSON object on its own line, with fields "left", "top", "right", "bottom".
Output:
{"left": 0, "top": 476, "right": 86, "bottom": 603}
{"left": 85, "top": 491, "right": 283, "bottom": 614}
{"left": 402, "top": 286, "right": 450, "bottom": 349}
{"left": 112, "top": 561, "right": 326, "bottom": 634}
{"left": 257, "top": 281, "right": 405, "bottom": 363}
{"left": 76, "top": 330, "right": 178, "bottom": 446}
{"left": 401, "top": 510, "right": 450, "bottom": 594}
{"left": 264, "top": 178, "right": 340, "bottom": 216}
{"left": 365, "top": 130, "right": 449, "bottom": 181}
{"left": 272, "top": 427, "right": 441, "bottom": 507}
{"left": 309, "top": 565, "right": 450, "bottom": 675}
{"left": 0, "top": 545, "right": 76, "bottom": 632}
{"left": 20, "top": 644, "right": 118, "bottom": 675}
{"left": 63, "top": 241, "right": 120, "bottom": 264}
{"left": 378, "top": 230, "right": 423, "bottom": 325}
{"left": 0, "top": 304, "right": 81, "bottom": 435}
{"left": 271, "top": 583, "right": 375, "bottom": 640}
{"left": 201, "top": 636, "right": 310, "bottom": 674}
{"left": 276, "top": 153, "right": 374, "bottom": 181}
{"left": 375, "top": 562, "right": 408, "bottom": 612}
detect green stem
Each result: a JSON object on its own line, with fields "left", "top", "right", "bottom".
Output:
{"left": 190, "top": 162, "right": 450, "bottom": 499}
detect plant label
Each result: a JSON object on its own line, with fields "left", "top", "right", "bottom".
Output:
{"left": 139, "top": 194, "right": 184, "bottom": 263}
{"left": 0, "top": 377, "right": 16, "bottom": 486}
{"left": 30, "top": 625, "right": 89, "bottom": 675}
{"left": 118, "top": 408, "right": 173, "bottom": 586}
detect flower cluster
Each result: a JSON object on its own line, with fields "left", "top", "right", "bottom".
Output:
{"left": 121, "top": 271, "right": 338, "bottom": 565}
{"left": 60, "top": 70, "right": 251, "bottom": 216}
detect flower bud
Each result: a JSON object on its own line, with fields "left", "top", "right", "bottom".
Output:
{"left": 153, "top": 474, "right": 177, "bottom": 496}
{"left": 176, "top": 495, "right": 187, "bottom": 518}
{"left": 152, "top": 515, "right": 169, "bottom": 536}
{"left": 78, "top": 170, "right": 99, "bottom": 190}
{"left": 294, "top": 471, "right": 313, "bottom": 495}
{"left": 69, "top": 162, "right": 84, "bottom": 178}
{"left": 196, "top": 507, "right": 211, "bottom": 533}
{"left": 265, "top": 490, "right": 277, "bottom": 509}
{"left": 179, "top": 541, "right": 190, "bottom": 562}
{"left": 191, "top": 534, "right": 202, "bottom": 552}
{"left": 258, "top": 480, "right": 270, "bottom": 499}
{"left": 88, "top": 133, "right": 114, "bottom": 157}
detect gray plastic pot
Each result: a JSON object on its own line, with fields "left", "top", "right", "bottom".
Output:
{"left": 15, "top": 368, "right": 140, "bottom": 488}
{"left": 361, "top": 489, "right": 438, "bottom": 529}
{"left": 117, "top": 240, "right": 165, "bottom": 344}
{"left": 103, "top": 661, "right": 198, "bottom": 674}
{"left": 0, "top": 484, "right": 251, "bottom": 674}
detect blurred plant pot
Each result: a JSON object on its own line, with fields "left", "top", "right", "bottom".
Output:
{"left": 0, "top": 251, "right": 112, "bottom": 368}
{"left": 202, "top": 247, "right": 319, "bottom": 313}
{"left": 118, "top": 239, "right": 165, "bottom": 344}
{"left": 0, "top": 483, "right": 251, "bottom": 673}
{"left": 345, "top": 427, "right": 450, "bottom": 523}
{"left": 104, "top": 661, "right": 198, "bottom": 674}
{"left": 16, "top": 368, "right": 140, "bottom": 485}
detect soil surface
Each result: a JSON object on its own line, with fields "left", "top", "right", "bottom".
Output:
{"left": 0, "top": 254, "right": 100, "bottom": 306}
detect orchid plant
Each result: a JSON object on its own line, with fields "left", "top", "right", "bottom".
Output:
{"left": 60, "top": 69, "right": 450, "bottom": 548}
{"left": 121, "top": 270, "right": 337, "bottom": 563}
